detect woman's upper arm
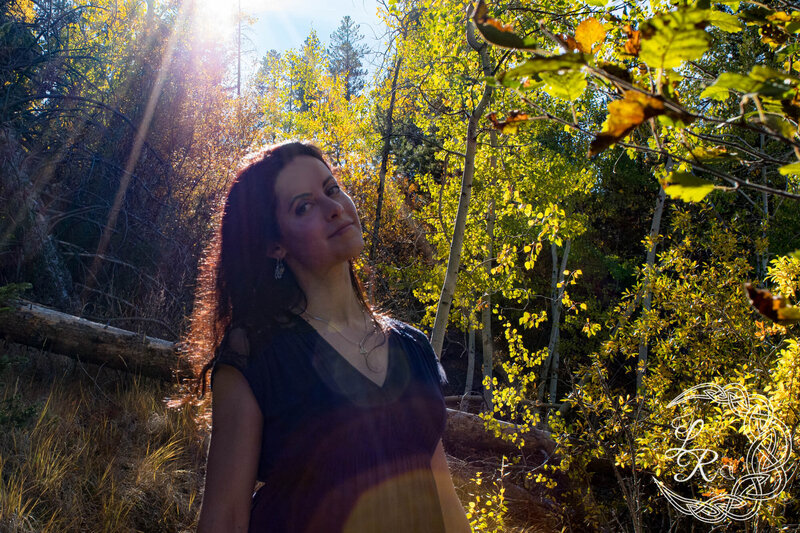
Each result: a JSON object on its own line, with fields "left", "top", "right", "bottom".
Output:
{"left": 431, "top": 439, "right": 472, "bottom": 533}
{"left": 197, "top": 364, "right": 263, "bottom": 533}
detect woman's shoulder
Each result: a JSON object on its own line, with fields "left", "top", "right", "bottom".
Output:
{"left": 382, "top": 316, "right": 430, "bottom": 344}
{"left": 212, "top": 320, "right": 308, "bottom": 405}
{"left": 213, "top": 327, "right": 249, "bottom": 369}
{"left": 214, "top": 321, "right": 288, "bottom": 373}
{"left": 384, "top": 317, "right": 448, "bottom": 386}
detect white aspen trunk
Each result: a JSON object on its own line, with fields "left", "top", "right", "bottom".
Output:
{"left": 536, "top": 240, "right": 571, "bottom": 427}
{"left": 636, "top": 186, "right": 666, "bottom": 393}
{"left": 480, "top": 132, "right": 498, "bottom": 411}
{"left": 537, "top": 241, "right": 571, "bottom": 410}
{"left": 481, "top": 199, "right": 495, "bottom": 411}
{"left": 562, "top": 181, "right": 666, "bottom": 414}
{"left": 547, "top": 240, "right": 571, "bottom": 409}
{"left": 461, "top": 324, "right": 476, "bottom": 411}
{"left": 429, "top": 19, "right": 493, "bottom": 358}
{"left": 537, "top": 242, "right": 561, "bottom": 406}
{"left": 759, "top": 134, "right": 769, "bottom": 279}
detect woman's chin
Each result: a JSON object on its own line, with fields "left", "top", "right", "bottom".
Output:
{"left": 347, "top": 235, "right": 366, "bottom": 258}
{"left": 327, "top": 244, "right": 365, "bottom": 268}
{"left": 297, "top": 237, "right": 365, "bottom": 273}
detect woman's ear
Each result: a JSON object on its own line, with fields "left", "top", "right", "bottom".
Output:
{"left": 266, "top": 242, "right": 285, "bottom": 260}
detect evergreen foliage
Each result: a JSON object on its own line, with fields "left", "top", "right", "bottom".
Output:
{"left": 327, "top": 16, "right": 369, "bottom": 101}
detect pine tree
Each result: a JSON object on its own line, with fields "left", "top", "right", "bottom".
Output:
{"left": 327, "top": 16, "right": 368, "bottom": 101}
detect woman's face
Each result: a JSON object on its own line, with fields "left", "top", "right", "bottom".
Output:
{"left": 270, "top": 156, "right": 364, "bottom": 275}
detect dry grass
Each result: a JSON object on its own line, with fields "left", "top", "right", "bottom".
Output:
{"left": 0, "top": 342, "right": 554, "bottom": 532}
{"left": 0, "top": 344, "right": 206, "bottom": 532}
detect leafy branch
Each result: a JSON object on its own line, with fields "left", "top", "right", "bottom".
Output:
{"left": 472, "top": 0, "right": 800, "bottom": 201}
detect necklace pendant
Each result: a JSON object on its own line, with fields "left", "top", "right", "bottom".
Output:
{"left": 359, "top": 345, "right": 368, "bottom": 356}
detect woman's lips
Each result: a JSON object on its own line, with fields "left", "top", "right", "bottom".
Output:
{"left": 329, "top": 222, "right": 354, "bottom": 237}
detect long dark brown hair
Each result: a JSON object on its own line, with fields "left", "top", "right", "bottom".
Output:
{"left": 184, "top": 141, "right": 372, "bottom": 395}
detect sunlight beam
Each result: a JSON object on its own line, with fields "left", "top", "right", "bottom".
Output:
{"left": 85, "top": 3, "right": 190, "bottom": 300}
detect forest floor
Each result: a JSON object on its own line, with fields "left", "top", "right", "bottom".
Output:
{"left": 0, "top": 342, "right": 205, "bottom": 532}
{"left": 0, "top": 342, "right": 558, "bottom": 532}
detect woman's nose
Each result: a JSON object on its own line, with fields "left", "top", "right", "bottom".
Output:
{"left": 323, "top": 196, "right": 344, "bottom": 219}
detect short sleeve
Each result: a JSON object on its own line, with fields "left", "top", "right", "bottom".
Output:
{"left": 419, "top": 332, "right": 449, "bottom": 388}
{"left": 210, "top": 328, "right": 250, "bottom": 389}
{"left": 395, "top": 320, "right": 448, "bottom": 388}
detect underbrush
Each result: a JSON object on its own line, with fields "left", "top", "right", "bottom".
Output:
{"left": 448, "top": 453, "right": 558, "bottom": 533}
{"left": 0, "top": 342, "right": 549, "bottom": 532}
{"left": 0, "top": 344, "right": 206, "bottom": 532}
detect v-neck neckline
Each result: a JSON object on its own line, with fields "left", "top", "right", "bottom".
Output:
{"left": 297, "top": 315, "right": 394, "bottom": 389}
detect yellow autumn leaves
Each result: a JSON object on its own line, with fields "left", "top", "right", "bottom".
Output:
{"left": 573, "top": 17, "right": 607, "bottom": 54}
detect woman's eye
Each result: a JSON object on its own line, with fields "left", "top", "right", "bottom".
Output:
{"left": 327, "top": 185, "right": 340, "bottom": 195}
{"left": 295, "top": 203, "right": 311, "bottom": 215}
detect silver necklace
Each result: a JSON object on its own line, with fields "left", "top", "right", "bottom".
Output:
{"left": 302, "top": 310, "right": 386, "bottom": 369}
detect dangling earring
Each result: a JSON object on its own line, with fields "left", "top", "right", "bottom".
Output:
{"left": 274, "top": 257, "right": 285, "bottom": 280}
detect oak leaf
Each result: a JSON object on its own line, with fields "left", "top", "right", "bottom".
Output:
{"left": 560, "top": 34, "right": 581, "bottom": 52}
{"left": 497, "top": 53, "right": 586, "bottom": 84}
{"left": 745, "top": 283, "right": 800, "bottom": 325}
{"left": 778, "top": 161, "right": 800, "bottom": 176}
{"left": 487, "top": 110, "right": 530, "bottom": 134}
{"left": 575, "top": 18, "right": 606, "bottom": 53}
{"left": 767, "top": 11, "right": 793, "bottom": 23}
{"left": 472, "top": 0, "right": 541, "bottom": 51}
{"left": 623, "top": 24, "right": 641, "bottom": 55}
{"left": 687, "top": 145, "right": 738, "bottom": 161}
{"left": 541, "top": 70, "right": 587, "bottom": 101}
{"left": 707, "top": 10, "right": 742, "bottom": 32}
{"left": 589, "top": 91, "right": 665, "bottom": 156}
{"left": 639, "top": 9, "right": 710, "bottom": 69}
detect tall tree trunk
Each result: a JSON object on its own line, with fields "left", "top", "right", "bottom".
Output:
{"left": 758, "top": 133, "right": 769, "bottom": 279}
{"left": 636, "top": 186, "right": 666, "bottom": 393}
{"left": 368, "top": 55, "right": 402, "bottom": 263}
{"left": 237, "top": 0, "right": 241, "bottom": 97}
{"left": 146, "top": 0, "right": 155, "bottom": 27}
{"left": 538, "top": 240, "right": 571, "bottom": 419}
{"left": 430, "top": 19, "right": 493, "bottom": 358}
{"left": 481, "top": 200, "right": 496, "bottom": 411}
{"left": 561, "top": 183, "right": 666, "bottom": 415}
{"left": 481, "top": 131, "right": 498, "bottom": 411}
{"left": 460, "top": 321, "right": 476, "bottom": 411}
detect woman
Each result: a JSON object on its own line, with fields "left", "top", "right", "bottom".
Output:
{"left": 191, "top": 142, "right": 471, "bottom": 532}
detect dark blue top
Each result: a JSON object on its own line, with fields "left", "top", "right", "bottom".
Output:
{"left": 212, "top": 316, "right": 448, "bottom": 533}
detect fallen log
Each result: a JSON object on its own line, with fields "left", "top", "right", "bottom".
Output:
{"left": 444, "top": 408, "right": 556, "bottom": 460}
{"left": 0, "top": 300, "right": 190, "bottom": 381}
{"left": 0, "top": 300, "right": 559, "bottom": 459}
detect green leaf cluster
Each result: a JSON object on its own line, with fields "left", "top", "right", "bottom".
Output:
{"left": 475, "top": 0, "right": 800, "bottom": 201}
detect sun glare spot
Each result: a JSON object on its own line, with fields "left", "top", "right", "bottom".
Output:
{"left": 191, "top": 0, "right": 238, "bottom": 42}
{"left": 191, "top": 0, "right": 295, "bottom": 43}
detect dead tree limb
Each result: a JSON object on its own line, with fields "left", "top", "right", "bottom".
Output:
{"left": 0, "top": 300, "right": 189, "bottom": 381}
